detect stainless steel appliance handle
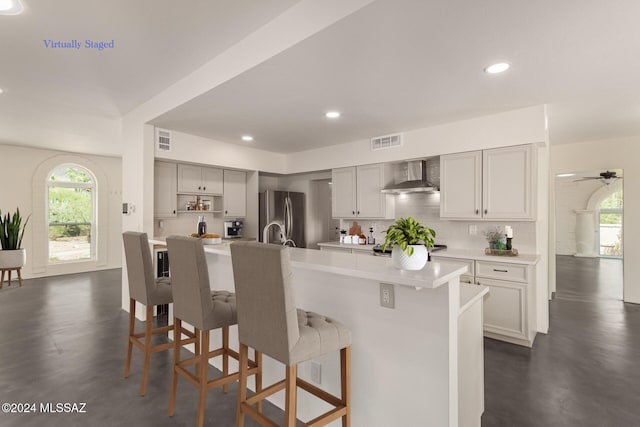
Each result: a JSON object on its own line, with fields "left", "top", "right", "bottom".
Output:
{"left": 284, "top": 195, "right": 292, "bottom": 239}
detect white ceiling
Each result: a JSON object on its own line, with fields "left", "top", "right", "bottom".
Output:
{"left": 3, "top": 0, "right": 640, "bottom": 156}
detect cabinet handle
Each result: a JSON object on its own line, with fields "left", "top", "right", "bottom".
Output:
{"left": 493, "top": 269, "right": 508, "bottom": 273}
{"left": 203, "top": 186, "right": 206, "bottom": 191}
{"left": 475, "top": 209, "right": 479, "bottom": 215}
{"left": 352, "top": 211, "right": 355, "bottom": 215}
{"left": 173, "top": 210, "right": 176, "bottom": 214}
{"left": 484, "top": 209, "right": 488, "bottom": 214}
{"left": 225, "top": 210, "right": 228, "bottom": 214}
{"left": 357, "top": 211, "right": 360, "bottom": 215}
{"left": 198, "top": 186, "right": 202, "bottom": 190}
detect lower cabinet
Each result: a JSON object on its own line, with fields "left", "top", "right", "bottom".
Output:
{"left": 432, "top": 256, "right": 536, "bottom": 347}
{"left": 319, "top": 244, "right": 373, "bottom": 255}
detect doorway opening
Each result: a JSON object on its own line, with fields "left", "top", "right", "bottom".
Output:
{"left": 597, "top": 189, "right": 623, "bottom": 258}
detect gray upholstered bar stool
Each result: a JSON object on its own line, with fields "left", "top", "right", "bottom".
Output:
{"left": 230, "top": 241, "right": 352, "bottom": 427}
{"left": 122, "top": 231, "right": 182, "bottom": 396}
{"left": 166, "top": 235, "right": 261, "bottom": 427}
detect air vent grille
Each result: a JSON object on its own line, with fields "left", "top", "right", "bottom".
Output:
{"left": 156, "top": 129, "right": 171, "bottom": 152}
{"left": 371, "top": 133, "right": 403, "bottom": 151}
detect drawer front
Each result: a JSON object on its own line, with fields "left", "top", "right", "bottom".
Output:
{"left": 476, "top": 261, "right": 528, "bottom": 283}
{"left": 431, "top": 256, "right": 475, "bottom": 276}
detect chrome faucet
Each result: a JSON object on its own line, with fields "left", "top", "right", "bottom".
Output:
{"left": 262, "top": 221, "right": 285, "bottom": 245}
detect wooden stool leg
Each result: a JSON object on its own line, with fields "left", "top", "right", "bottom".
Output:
{"left": 194, "top": 327, "right": 201, "bottom": 375}
{"left": 284, "top": 364, "right": 297, "bottom": 427}
{"left": 168, "top": 317, "right": 181, "bottom": 416}
{"left": 124, "top": 299, "right": 136, "bottom": 378}
{"left": 255, "top": 349, "right": 263, "bottom": 413}
{"left": 0, "top": 269, "right": 5, "bottom": 289}
{"left": 341, "top": 347, "right": 352, "bottom": 427}
{"left": 16, "top": 268, "right": 22, "bottom": 287}
{"left": 222, "top": 326, "right": 229, "bottom": 393}
{"left": 140, "top": 305, "right": 153, "bottom": 396}
{"left": 7, "top": 269, "right": 11, "bottom": 287}
{"left": 236, "top": 343, "right": 249, "bottom": 427}
{"left": 197, "top": 329, "right": 209, "bottom": 427}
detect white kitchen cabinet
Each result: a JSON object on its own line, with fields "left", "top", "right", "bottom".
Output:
{"left": 331, "top": 163, "right": 393, "bottom": 219}
{"left": 431, "top": 254, "right": 537, "bottom": 347}
{"left": 482, "top": 145, "right": 534, "bottom": 220}
{"left": 154, "top": 161, "right": 177, "bottom": 218}
{"left": 223, "top": 170, "right": 246, "bottom": 218}
{"left": 475, "top": 260, "right": 536, "bottom": 347}
{"left": 440, "top": 151, "right": 482, "bottom": 219}
{"left": 440, "top": 145, "right": 535, "bottom": 220}
{"left": 177, "top": 164, "right": 223, "bottom": 195}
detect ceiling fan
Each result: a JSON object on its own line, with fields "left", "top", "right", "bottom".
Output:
{"left": 574, "top": 170, "right": 622, "bottom": 185}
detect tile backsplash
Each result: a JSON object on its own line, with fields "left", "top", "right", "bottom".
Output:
{"left": 340, "top": 193, "right": 537, "bottom": 254}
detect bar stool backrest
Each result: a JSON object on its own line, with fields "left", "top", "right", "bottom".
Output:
{"left": 230, "top": 241, "right": 300, "bottom": 364}
{"left": 122, "top": 231, "right": 156, "bottom": 305}
{"left": 165, "top": 236, "right": 213, "bottom": 330}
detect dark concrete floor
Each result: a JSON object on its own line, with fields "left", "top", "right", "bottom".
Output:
{"left": 482, "top": 255, "right": 640, "bottom": 427}
{"left": 0, "top": 270, "right": 285, "bottom": 427}
{"left": 1, "top": 257, "right": 638, "bottom": 426}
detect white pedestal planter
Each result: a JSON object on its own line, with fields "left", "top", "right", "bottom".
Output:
{"left": 0, "top": 249, "right": 26, "bottom": 269}
{"left": 392, "top": 245, "right": 428, "bottom": 270}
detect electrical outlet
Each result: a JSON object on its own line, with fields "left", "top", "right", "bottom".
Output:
{"left": 469, "top": 224, "right": 477, "bottom": 235}
{"left": 310, "top": 362, "right": 322, "bottom": 384}
{"left": 380, "top": 283, "right": 395, "bottom": 309}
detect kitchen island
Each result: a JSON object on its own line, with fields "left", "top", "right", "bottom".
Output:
{"left": 155, "top": 240, "right": 487, "bottom": 427}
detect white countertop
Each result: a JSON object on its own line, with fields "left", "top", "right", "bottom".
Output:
{"left": 153, "top": 239, "right": 467, "bottom": 289}
{"left": 317, "top": 241, "right": 377, "bottom": 251}
{"left": 431, "top": 248, "right": 540, "bottom": 265}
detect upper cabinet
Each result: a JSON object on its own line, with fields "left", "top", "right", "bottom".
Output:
{"left": 440, "top": 144, "right": 535, "bottom": 220}
{"left": 223, "top": 170, "right": 247, "bottom": 218}
{"left": 154, "top": 161, "right": 177, "bottom": 218}
{"left": 177, "top": 164, "right": 223, "bottom": 195}
{"left": 332, "top": 163, "right": 394, "bottom": 219}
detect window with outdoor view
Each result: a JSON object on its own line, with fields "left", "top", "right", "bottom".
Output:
{"left": 598, "top": 189, "right": 623, "bottom": 257}
{"left": 47, "top": 165, "right": 96, "bottom": 263}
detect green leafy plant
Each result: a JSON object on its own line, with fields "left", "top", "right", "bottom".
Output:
{"left": 381, "top": 217, "right": 436, "bottom": 256}
{"left": 483, "top": 227, "right": 505, "bottom": 249}
{"left": 0, "top": 208, "right": 30, "bottom": 250}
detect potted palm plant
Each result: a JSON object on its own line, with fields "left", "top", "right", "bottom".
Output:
{"left": 0, "top": 208, "right": 29, "bottom": 270}
{"left": 381, "top": 217, "right": 436, "bottom": 270}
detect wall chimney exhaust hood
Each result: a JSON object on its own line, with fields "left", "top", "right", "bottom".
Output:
{"left": 381, "top": 160, "right": 439, "bottom": 194}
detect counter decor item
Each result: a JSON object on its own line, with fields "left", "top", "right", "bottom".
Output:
{"left": 484, "top": 225, "right": 518, "bottom": 256}
{"left": 483, "top": 227, "right": 505, "bottom": 250}
{"left": 0, "top": 208, "right": 30, "bottom": 287}
{"left": 381, "top": 217, "right": 436, "bottom": 270}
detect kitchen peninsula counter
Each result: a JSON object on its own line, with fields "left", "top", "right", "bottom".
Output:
{"left": 152, "top": 239, "right": 485, "bottom": 427}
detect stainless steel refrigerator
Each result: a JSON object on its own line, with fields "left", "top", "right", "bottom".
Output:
{"left": 259, "top": 190, "right": 306, "bottom": 248}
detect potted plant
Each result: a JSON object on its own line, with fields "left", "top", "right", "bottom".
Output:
{"left": 0, "top": 208, "right": 30, "bottom": 270}
{"left": 381, "top": 217, "right": 436, "bottom": 270}
{"left": 483, "top": 227, "right": 505, "bottom": 250}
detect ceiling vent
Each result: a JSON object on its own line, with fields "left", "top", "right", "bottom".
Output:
{"left": 371, "top": 133, "right": 403, "bottom": 151}
{"left": 156, "top": 129, "right": 171, "bottom": 152}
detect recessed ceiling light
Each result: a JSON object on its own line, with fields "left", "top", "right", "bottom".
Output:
{"left": 325, "top": 111, "right": 340, "bottom": 119}
{"left": 241, "top": 135, "right": 253, "bottom": 141}
{"left": 0, "top": 88, "right": 4, "bottom": 94}
{"left": 484, "top": 62, "right": 510, "bottom": 74}
{"left": 556, "top": 173, "right": 575, "bottom": 178}
{"left": 0, "top": 0, "right": 24, "bottom": 15}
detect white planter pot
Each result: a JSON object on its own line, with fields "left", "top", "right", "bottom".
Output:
{"left": 391, "top": 245, "right": 428, "bottom": 270}
{"left": 0, "top": 249, "right": 26, "bottom": 269}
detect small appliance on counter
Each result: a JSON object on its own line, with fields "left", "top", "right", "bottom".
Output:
{"left": 224, "top": 220, "right": 244, "bottom": 239}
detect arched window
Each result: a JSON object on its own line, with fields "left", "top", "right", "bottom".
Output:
{"left": 598, "top": 189, "right": 623, "bottom": 257}
{"left": 47, "top": 165, "right": 96, "bottom": 263}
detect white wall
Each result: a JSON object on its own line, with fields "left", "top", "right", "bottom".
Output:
{"left": 551, "top": 136, "right": 639, "bottom": 303}
{"left": 0, "top": 144, "right": 122, "bottom": 278}
{"left": 286, "top": 106, "right": 548, "bottom": 173}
